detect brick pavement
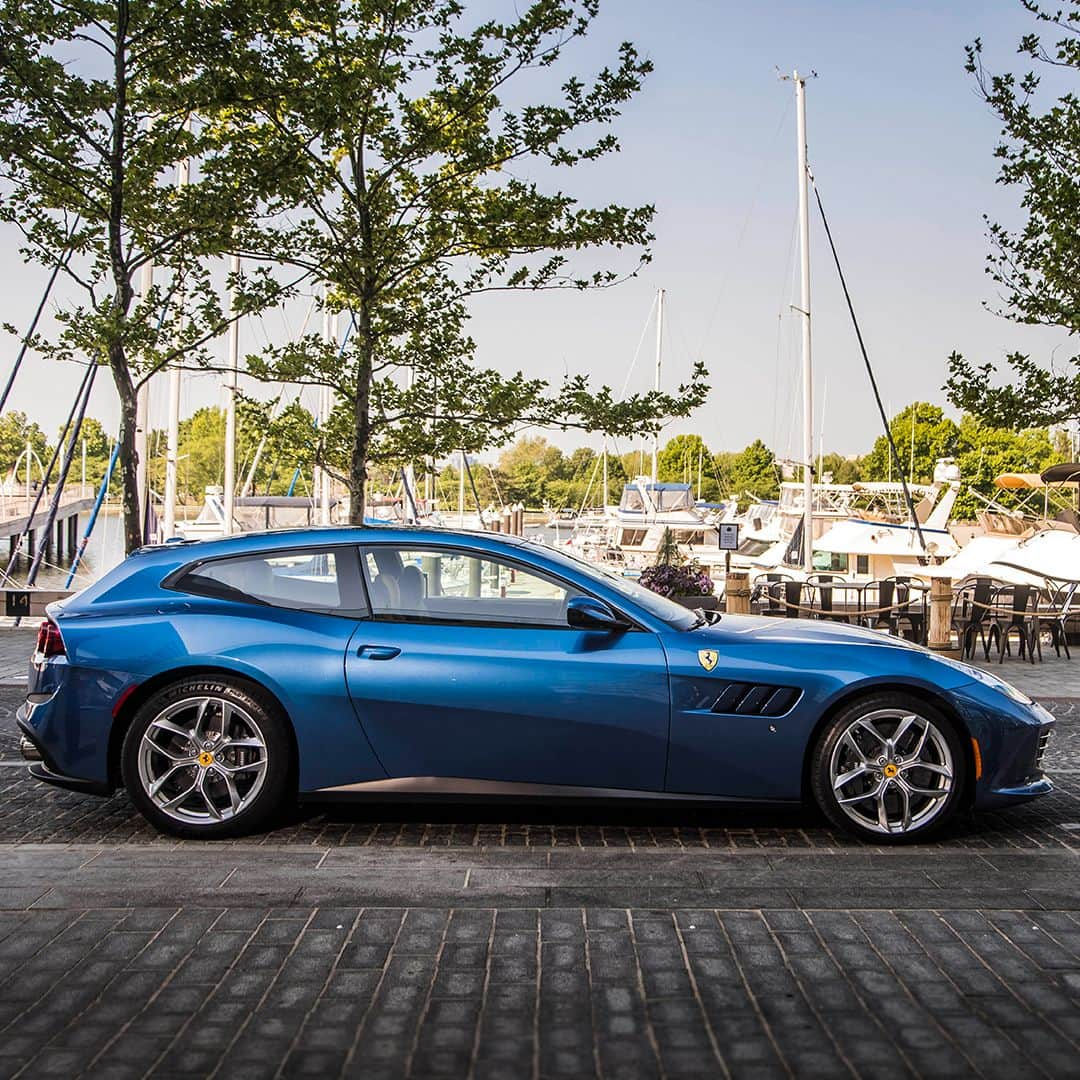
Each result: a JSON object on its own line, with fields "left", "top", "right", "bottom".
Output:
{"left": 3, "top": 677, "right": 1080, "bottom": 1075}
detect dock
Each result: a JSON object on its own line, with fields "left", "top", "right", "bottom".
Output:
{"left": 0, "top": 486, "right": 95, "bottom": 568}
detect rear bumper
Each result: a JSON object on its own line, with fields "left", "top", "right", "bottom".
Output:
{"left": 17, "top": 705, "right": 113, "bottom": 797}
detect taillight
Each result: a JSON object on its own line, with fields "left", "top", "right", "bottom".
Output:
{"left": 34, "top": 619, "right": 66, "bottom": 659}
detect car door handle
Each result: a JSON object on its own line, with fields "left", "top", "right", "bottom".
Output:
{"left": 356, "top": 645, "right": 401, "bottom": 661}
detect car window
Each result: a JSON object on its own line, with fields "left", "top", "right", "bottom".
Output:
{"left": 529, "top": 543, "right": 700, "bottom": 630}
{"left": 175, "top": 548, "right": 363, "bottom": 614}
{"left": 361, "top": 546, "right": 586, "bottom": 627}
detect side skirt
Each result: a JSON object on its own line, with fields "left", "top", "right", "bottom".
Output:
{"left": 302, "top": 775, "right": 799, "bottom": 807}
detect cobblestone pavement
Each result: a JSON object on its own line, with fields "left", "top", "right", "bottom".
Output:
{"left": 7, "top": 694, "right": 1080, "bottom": 1076}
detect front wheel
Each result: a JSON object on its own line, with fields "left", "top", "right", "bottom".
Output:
{"left": 121, "top": 677, "right": 293, "bottom": 838}
{"left": 810, "top": 694, "right": 966, "bottom": 843}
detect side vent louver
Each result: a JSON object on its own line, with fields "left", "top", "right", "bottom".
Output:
{"left": 711, "top": 682, "right": 801, "bottom": 718}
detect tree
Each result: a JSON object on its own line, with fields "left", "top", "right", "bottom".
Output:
{"left": 953, "top": 416, "right": 1060, "bottom": 519}
{"left": 656, "top": 434, "right": 722, "bottom": 500}
{"left": 818, "top": 452, "right": 861, "bottom": 485}
{"left": 237, "top": 0, "right": 708, "bottom": 521}
{"left": 860, "top": 403, "right": 959, "bottom": 484}
{"left": 498, "top": 436, "right": 565, "bottom": 507}
{"left": 725, "top": 439, "right": 779, "bottom": 502}
{"left": 0, "top": 0, "right": 301, "bottom": 552}
{"left": 945, "top": 2, "right": 1080, "bottom": 426}
{"left": 0, "top": 411, "right": 49, "bottom": 479}
{"left": 68, "top": 416, "right": 114, "bottom": 492}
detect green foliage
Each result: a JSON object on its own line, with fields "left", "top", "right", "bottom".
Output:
{"left": 945, "top": 2, "right": 1080, "bottom": 426}
{"left": 851, "top": 402, "right": 1062, "bottom": 520}
{"left": 68, "top": 416, "right": 115, "bottom": 492}
{"left": 233, "top": 0, "right": 707, "bottom": 518}
{"left": 952, "top": 416, "right": 1061, "bottom": 519}
{"left": 146, "top": 404, "right": 318, "bottom": 501}
{"left": 654, "top": 527, "right": 682, "bottom": 567}
{"left": 818, "top": 452, "right": 861, "bottom": 485}
{"left": 726, "top": 439, "right": 779, "bottom": 502}
{"left": 0, "top": 0, "right": 303, "bottom": 551}
{"left": 657, "top": 434, "right": 722, "bottom": 501}
{"left": 0, "top": 411, "right": 50, "bottom": 479}
{"left": 860, "top": 403, "right": 959, "bottom": 484}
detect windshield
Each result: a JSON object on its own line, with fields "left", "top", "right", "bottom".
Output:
{"left": 533, "top": 543, "right": 700, "bottom": 630}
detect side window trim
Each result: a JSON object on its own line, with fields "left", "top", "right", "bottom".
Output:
{"left": 357, "top": 542, "right": 644, "bottom": 630}
{"left": 165, "top": 544, "right": 370, "bottom": 618}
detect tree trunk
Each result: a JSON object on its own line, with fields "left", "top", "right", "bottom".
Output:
{"left": 111, "top": 349, "right": 142, "bottom": 554}
{"left": 108, "top": 0, "right": 140, "bottom": 553}
{"left": 348, "top": 299, "right": 373, "bottom": 525}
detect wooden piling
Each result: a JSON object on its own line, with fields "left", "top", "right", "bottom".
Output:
{"left": 725, "top": 571, "right": 751, "bottom": 615}
{"left": 928, "top": 575, "right": 955, "bottom": 653}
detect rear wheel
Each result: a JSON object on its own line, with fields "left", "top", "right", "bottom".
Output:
{"left": 811, "top": 693, "right": 965, "bottom": 843}
{"left": 121, "top": 677, "right": 292, "bottom": 838}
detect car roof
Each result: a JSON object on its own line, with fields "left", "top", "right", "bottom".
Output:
{"left": 134, "top": 526, "right": 531, "bottom": 563}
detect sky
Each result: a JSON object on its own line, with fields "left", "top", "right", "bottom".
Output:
{"left": 0, "top": 0, "right": 1071, "bottom": 465}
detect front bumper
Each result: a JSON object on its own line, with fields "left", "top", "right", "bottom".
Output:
{"left": 947, "top": 682, "right": 1055, "bottom": 809}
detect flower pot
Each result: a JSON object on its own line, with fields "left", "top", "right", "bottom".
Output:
{"left": 673, "top": 595, "right": 719, "bottom": 610}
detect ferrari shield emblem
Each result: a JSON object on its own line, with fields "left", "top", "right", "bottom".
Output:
{"left": 697, "top": 649, "right": 719, "bottom": 672}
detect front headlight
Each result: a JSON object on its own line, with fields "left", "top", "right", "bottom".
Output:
{"left": 933, "top": 654, "right": 1033, "bottom": 705}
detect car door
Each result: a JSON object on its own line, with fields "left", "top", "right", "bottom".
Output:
{"left": 344, "top": 542, "right": 671, "bottom": 792}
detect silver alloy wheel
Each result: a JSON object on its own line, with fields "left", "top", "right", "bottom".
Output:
{"left": 136, "top": 696, "right": 268, "bottom": 825}
{"left": 829, "top": 708, "right": 954, "bottom": 836}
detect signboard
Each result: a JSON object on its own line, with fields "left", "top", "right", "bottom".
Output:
{"left": 4, "top": 592, "right": 30, "bottom": 618}
{"left": 717, "top": 523, "right": 740, "bottom": 552}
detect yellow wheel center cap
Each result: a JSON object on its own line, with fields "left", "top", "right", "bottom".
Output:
{"left": 197, "top": 750, "right": 215, "bottom": 768}
{"left": 883, "top": 762, "right": 899, "bottom": 779}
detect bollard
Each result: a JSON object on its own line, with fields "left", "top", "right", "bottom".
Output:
{"left": 725, "top": 570, "right": 751, "bottom": 615}
{"left": 928, "top": 575, "right": 955, "bottom": 653}
{"left": 502, "top": 507, "right": 512, "bottom": 534}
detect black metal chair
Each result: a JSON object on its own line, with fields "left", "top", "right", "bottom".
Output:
{"left": 1041, "top": 580, "right": 1076, "bottom": 660}
{"left": 753, "top": 573, "right": 792, "bottom": 615}
{"left": 862, "top": 579, "right": 920, "bottom": 640}
{"left": 880, "top": 576, "right": 927, "bottom": 644}
{"left": 952, "top": 578, "right": 999, "bottom": 662}
{"left": 806, "top": 574, "right": 840, "bottom": 622}
{"left": 991, "top": 584, "right": 1042, "bottom": 664}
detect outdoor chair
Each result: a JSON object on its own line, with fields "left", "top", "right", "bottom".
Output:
{"left": 1041, "top": 580, "right": 1077, "bottom": 660}
{"left": 990, "top": 584, "right": 1042, "bottom": 665}
{"left": 751, "top": 573, "right": 793, "bottom": 613}
{"left": 807, "top": 579, "right": 861, "bottom": 623}
{"left": 952, "top": 578, "right": 999, "bottom": 662}
{"left": 761, "top": 578, "right": 806, "bottom": 619}
{"left": 883, "top": 576, "right": 927, "bottom": 644}
{"left": 861, "top": 578, "right": 924, "bottom": 641}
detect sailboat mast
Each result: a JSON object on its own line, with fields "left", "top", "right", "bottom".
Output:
{"left": 135, "top": 260, "right": 152, "bottom": 542}
{"left": 650, "top": 287, "right": 664, "bottom": 486}
{"left": 163, "top": 132, "right": 190, "bottom": 539}
{"left": 458, "top": 449, "right": 466, "bottom": 527}
{"left": 223, "top": 253, "right": 241, "bottom": 535}
{"left": 794, "top": 71, "right": 814, "bottom": 573}
{"left": 318, "top": 302, "right": 334, "bottom": 525}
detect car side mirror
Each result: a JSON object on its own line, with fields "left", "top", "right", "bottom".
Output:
{"left": 567, "top": 595, "right": 627, "bottom": 632}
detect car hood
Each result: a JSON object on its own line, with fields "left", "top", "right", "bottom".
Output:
{"left": 691, "top": 614, "right": 929, "bottom": 652}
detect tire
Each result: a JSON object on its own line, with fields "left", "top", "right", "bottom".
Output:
{"left": 810, "top": 693, "right": 966, "bottom": 844}
{"left": 121, "top": 676, "right": 293, "bottom": 839}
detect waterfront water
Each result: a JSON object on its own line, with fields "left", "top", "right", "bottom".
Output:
{"left": 9, "top": 506, "right": 126, "bottom": 591}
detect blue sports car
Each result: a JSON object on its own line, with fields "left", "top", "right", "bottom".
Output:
{"left": 17, "top": 528, "right": 1053, "bottom": 842}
